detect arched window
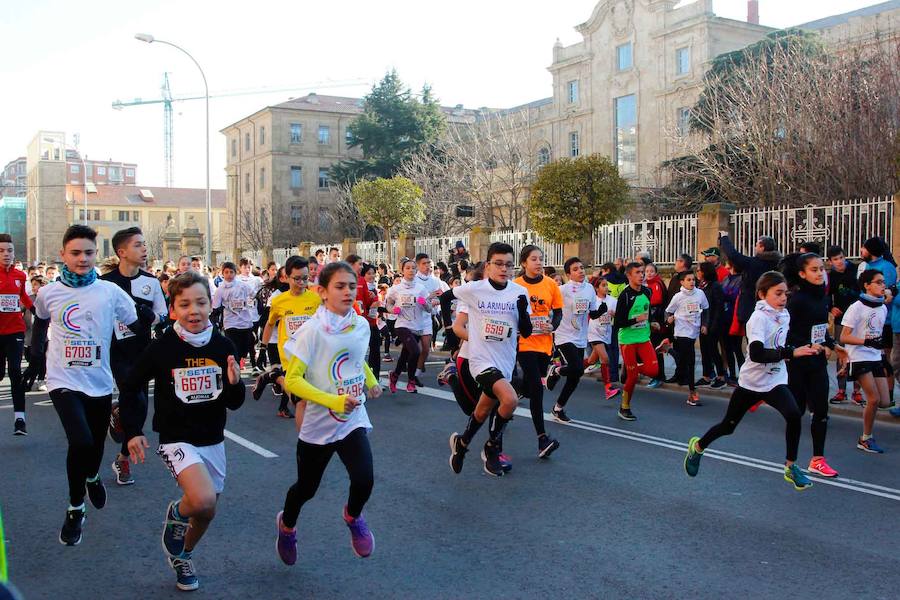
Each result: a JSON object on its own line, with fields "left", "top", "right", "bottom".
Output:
{"left": 537, "top": 146, "right": 551, "bottom": 166}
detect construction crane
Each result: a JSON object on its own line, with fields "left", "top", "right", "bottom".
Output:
{"left": 112, "top": 76, "right": 368, "bottom": 188}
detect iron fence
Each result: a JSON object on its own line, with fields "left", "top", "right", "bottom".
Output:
{"left": 489, "top": 230, "right": 565, "bottom": 267}
{"left": 594, "top": 215, "right": 698, "bottom": 267}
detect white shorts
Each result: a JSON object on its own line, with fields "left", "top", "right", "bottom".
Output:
{"left": 157, "top": 441, "right": 227, "bottom": 493}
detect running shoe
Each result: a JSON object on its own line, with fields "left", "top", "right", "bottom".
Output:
{"left": 436, "top": 362, "right": 457, "bottom": 386}
{"left": 879, "top": 399, "right": 896, "bottom": 411}
{"left": 889, "top": 406, "right": 900, "bottom": 418}
{"left": 829, "top": 391, "right": 847, "bottom": 405}
{"left": 694, "top": 377, "right": 712, "bottom": 387}
{"left": 784, "top": 464, "right": 813, "bottom": 491}
{"left": 343, "top": 506, "right": 374, "bottom": 558}
{"left": 605, "top": 386, "right": 621, "bottom": 400}
{"left": 240, "top": 359, "right": 246, "bottom": 371}
{"left": 686, "top": 392, "right": 702, "bottom": 407}
{"left": 388, "top": 372, "right": 399, "bottom": 394}
{"left": 168, "top": 555, "right": 199, "bottom": 591}
{"left": 684, "top": 436, "right": 703, "bottom": 477}
{"left": 546, "top": 364, "right": 561, "bottom": 391}
{"left": 710, "top": 379, "right": 727, "bottom": 390}
{"left": 448, "top": 433, "right": 467, "bottom": 474}
{"left": 412, "top": 376, "right": 425, "bottom": 387}
{"left": 252, "top": 367, "right": 262, "bottom": 377}
{"left": 851, "top": 391, "right": 865, "bottom": 406}
{"left": 112, "top": 456, "right": 134, "bottom": 486}
{"left": 857, "top": 437, "right": 884, "bottom": 454}
{"left": 86, "top": 476, "right": 106, "bottom": 509}
{"left": 252, "top": 370, "right": 276, "bottom": 401}
{"left": 646, "top": 378, "right": 663, "bottom": 389}
{"left": 13, "top": 418, "right": 26, "bottom": 436}
{"left": 725, "top": 376, "right": 739, "bottom": 387}
{"left": 382, "top": 353, "right": 393, "bottom": 363}
{"left": 276, "top": 409, "right": 294, "bottom": 419}
{"left": 162, "top": 501, "right": 190, "bottom": 557}
{"left": 665, "top": 376, "right": 679, "bottom": 384}
{"left": 498, "top": 453, "right": 513, "bottom": 472}
{"left": 617, "top": 407, "right": 636, "bottom": 421}
{"left": 552, "top": 406, "right": 571, "bottom": 423}
{"left": 108, "top": 402, "right": 124, "bottom": 444}
{"left": 37, "top": 381, "right": 47, "bottom": 392}
{"left": 584, "top": 363, "right": 602, "bottom": 375}
{"left": 655, "top": 339, "right": 672, "bottom": 354}
{"left": 807, "top": 457, "right": 838, "bottom": 478}
{"left": 275, "top": 511, "right": 297, "bottom": 566}
{"left": 405, "top": 381, "right": 417, "bottom": 394}
{"left": 481, "top": 443, "right": 505, "bottom": 477}
{"left": 59, "top": 507, "right": 85, "bottom": 546}
{"left": 538, "top": 435, "right": 560, "bottom": 459}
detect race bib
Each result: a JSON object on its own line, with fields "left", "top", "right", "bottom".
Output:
{"left": 368, "top": 306, "right": 379, "bottom": 318}
{"left": 574, "top": 298, "right": 590, "bottom": 315}
{"left": 399, "top": 294, "right": 415, "bottom": 308}
{"left": 0, "top": 294, "right": 19, "bottom": 313}
{"left": 685, "top": 302, "right": 701, "bottom": 315}
{"left": 630, "top": 320, "right": 649, "bottom": 330}
{"left": 766, "top": 364, "right": 782, "bottom": 376}
{"left": 285, "top": 314, "right": 311, "bottom": 335}
{"left": 482, "top": 317, "right": 512, "bottom": 342}
{"left": 114, "top": 320, "right": 136, "bottom": 340}
{"left": 173, "top": 366, "right": 223, "bottom": 403}
{"left": 811, "top": 323, "right": 827, "bottom": 345}
{"left": 598, "top": 313, "right": 612, "bottom": 325}
{"left": 330, "top": 372, "right": 367, "bottom": 422}
{"left": 531, "top": 315, "right": 552, "bottom": 333}
{"left": 229, "top": 299, "right": 246, "bottom": 311}
{"left": 63, "top": 338, "right": 101, "bottom": 368}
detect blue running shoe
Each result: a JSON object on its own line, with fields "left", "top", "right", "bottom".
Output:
{"left": 784, "top": 464, "right": 813, "bottom": 491}
{"left": 889, "top": 406, "right": 900, "bottom": 418}
{"left": 684, "top": 436, "right": 703, "bottom": 477}
{"left": 857, "top": 437, "right": 885, "bottom": 454}
{"left": 646, "top": 379, "right": 663, "bottom": 389}
{"left": 162, "top": 501, "right": 190, "bottom": 557}
{"left": 168, "top": 554, "right": 199, "bottom": 591}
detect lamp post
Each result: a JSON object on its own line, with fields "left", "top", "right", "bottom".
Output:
{"left": 135, "top": 33, "right": 212, "bottom": 266}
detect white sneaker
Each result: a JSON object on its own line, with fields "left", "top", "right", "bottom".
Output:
{"left": 37, "top": 382, "right": 47, "bottom": 392}
{"left": 584, "top": 363, "right": 601, "bottom": 374}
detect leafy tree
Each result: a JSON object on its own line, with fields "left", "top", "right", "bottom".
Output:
{"left": 352, "top": 177, "right": 425, "bottom": 266}
{"left": 330, "top": 71, "right": 446, "bottom": 186}
{"left": 527, "top": 154, "right": 628, "bottom": 244}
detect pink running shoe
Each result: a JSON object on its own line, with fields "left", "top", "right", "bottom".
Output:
{"left": 343, "top": 506, "right": 374, "bottom": 558}
{"left": 405, "top": 381, "right": 417, "bottom": 394}
{"left": 605, "top": 386, "right": 621, "bottom": 400}
{"left": 388, "top": 372, "right": 398, "bottom": 394}
{"left": 807, "top": 457, "right": 838, "bottom": 478}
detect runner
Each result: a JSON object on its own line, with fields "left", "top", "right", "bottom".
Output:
{"left": 546, "top": 257, "right": 606, "bottom": 422}
{"left": 584, "top": 276, "right": 619, "bottom": 400}
{"left": 275, "top": 261, "right": 379, "bottom": 564}
{"left": 664, "top": 270, "right": 709, "bottom": 406}
{"left": 120, "top": 271, "right": 246, "bottom": 591}
{"left": 101, "top": 227, "right": 168, "bottom": 486}
{"left": 0, "top": 234, "right": 33, "bottom": 436}
{"left": 385, "top": 259, "right": 433, "bottom": 394}
{"left": 684, "top": 271, "right": 819, "bottom": 490}
{"left": 442, "top": 242, "right": 533, "bottom": 477}
{"left": 825, "top": 245, "right": 860, "bottom": 404}
{"left": 513, "top": 245, "right": 562, "bottom": 458}
{"left": 413, "top": 253, "right": 446, "bottom": 385}
{"left": 236, "top": 258, "right": 263, "bottom": 374}
{"left": 211, "top": 262, "right": 257, "bottom": 372}
{"left": 31, "top": 225, "right": 144, "bottom": 546}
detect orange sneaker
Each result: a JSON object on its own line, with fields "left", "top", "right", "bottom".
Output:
{"left": 807, "top": 457, "right": 838, "bottom": 478}
{"left": 686, "top": 391, "right": 702, "bottom": 406}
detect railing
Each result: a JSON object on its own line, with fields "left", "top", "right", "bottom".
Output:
{"left": 413, "top": 234, "right": 470, "bottom": 265}
{"left": 594, "top": 214, "right": 698, "bottom": 267}
{"left": 730, "top": 197, "right": 894, "bottom": 260}
{"left": 357, "top": 240, "right": 390, "bottom": 266}
{"left": 490, "top": 230, "right": 565, "bottom": 267}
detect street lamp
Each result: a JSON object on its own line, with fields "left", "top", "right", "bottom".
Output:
{"left": 135, "top": 33, "right": 212, "bottom": 266}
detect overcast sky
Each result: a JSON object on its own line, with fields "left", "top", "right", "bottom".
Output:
{"left": 0, "top": 0, "right": 887, "bottom": 189}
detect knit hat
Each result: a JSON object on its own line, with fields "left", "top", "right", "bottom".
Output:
{"left": 701, "top": 247, "right": 720, "bottom": 258}
{"left": 863, "top": 237, "right": 885, "bottom": 258}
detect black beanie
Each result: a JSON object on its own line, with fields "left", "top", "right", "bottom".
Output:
{"left": 863, "top": 237, "right": 885, "bottom": 258}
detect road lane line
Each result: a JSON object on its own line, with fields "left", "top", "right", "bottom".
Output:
{"left": 223, "top": 429, "right": 278, "bottom": 458}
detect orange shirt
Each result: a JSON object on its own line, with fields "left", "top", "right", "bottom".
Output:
{"left": 514, "top": 275, "right": 563, "bottom": 355}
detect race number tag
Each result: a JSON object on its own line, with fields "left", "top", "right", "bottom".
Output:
{"left": 329, "top": 372, "right": 367, "bottom": 422}
{"left": 285, "top": 314, "right": 311, "bottom": 335}
{"left": 574, "top": 298, "right": 590, "bottom": 315}
{"left": 399, "top": 294, "right": 415, "bottom": 308}
{"left": 811, "top": 324, "right": 827, "bottom": 345}
{"left": 63, "top": 338, "right": 101, "bottom": 368}
{"left": 598, "top": 312, "right": 612, "bottom": 325}
{"left": 368, "top": 306, "right": 379, "bottom": 318}
{"left": 531, "top": 315, "right": 551, "bottom": 333}
{"left": 229, "top": 299, "right": 246, "bottom": 311}
{"left": 686, "top": 302, "right": 701, "bottom": 315}
{"left": 0, "top": 294, "right": 19, "bottom": 312}
{"left": 114, "top": 320, "right": 136, "bottom": 340}
{"left": 482, "top": 318, "right": 512, "bottom": 342}
{"left": 173, "top": 366, "right": 223, "bottom": 403}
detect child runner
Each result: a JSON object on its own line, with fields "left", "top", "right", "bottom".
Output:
{"left": 826, "top": 246, "right": 860, "bottom": 404}
{"left": 120, "top": 271, "right": 245, "bottom": 591}
{"left": 684, "top": 271, "right": 819, "bottom": 490}
{"left": 212, "top": 262, "right": 257, "bottom": 371}
{"left": 839, "top": 269, "right": 890, "bottom": 453}
{"left": 379, "top": 282, "right": 394, "bottom": 362}
{"left": 275, "top": 262, "right": 380, "bottom": 564}
{"left": 0, "top": 233, "right": 33, "bottom": 436}
{"left": 665, "top": 271, "right": 709, "bottom": 406}
{"left": 385, "top": 259, "right": 432, "bottom": 393}
{"left": 585, "top": 276, "right": 619, "bottom": 400}
{"left": 413, "top": 253, "right": 446, "bottom": 385}
{"left": 31, "top": 225, "right": 143, "bottom": 546}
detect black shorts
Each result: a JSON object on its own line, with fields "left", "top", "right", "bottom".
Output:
{"left": 475, "top": 367, "right": 506, "bottom": 400}
{"left": 883, "top": 325, "right": 894, "bottom": 350}
{"left": 850, "top": 360, "right": 885, "bottom": 381}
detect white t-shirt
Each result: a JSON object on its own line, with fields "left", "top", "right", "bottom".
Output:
{"left": 283, "top": 311, "right": 372, "bottom": 445}
{"left": 385, "top": 279, "right": 431, "bottom": 333}
{"left": 266, "top": 290, "right": 282, "bottom": 344}
{"left": 34, "top": 280, "right": 137, "bottom": 397}
{"left": 212, "top": 279, "right": 256, "bottom": 330}
{"left": 588, "top": 295, "right": 617, "bottom": 345}
{"left": 237, "top": 273, "right": 263, "bottom": 294}
{"left": 451, "top": 279, "right": 529, "bottom": 380}
{"left": 841, "top": 300, "right": 888, "bottom": 363}
{"left": 456, "top": 301, "right": 470, "bottom": 360}
{"left": 414, "top": 273, "right": 444, "bottom": 332}
{"left": 554, "top": 281, "right": 600, "bottom": 349}
{"left": 738, "top": 300, "right": 789, "bottom": 393}
{"left": 666, "top": 288, "right": 709, "bottom": 339}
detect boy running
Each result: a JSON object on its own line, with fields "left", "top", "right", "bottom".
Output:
{"left": 0, "top": 233, "right": 33, "bottom": 435}
{"left": 212, "top": 262, "right": 256, "bottom": 371}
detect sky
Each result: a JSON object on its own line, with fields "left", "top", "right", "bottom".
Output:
{"left": 0, "top": 0, "right": 889, "bottom": 190}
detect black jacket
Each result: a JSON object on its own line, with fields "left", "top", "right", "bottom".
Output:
{"left": 720, "top": 235, "right": 782, "bottom": 324}
{"left": 700, "top": 280, "right": 726, "bottom": 334}
{"left": 828, "top": 260, "right": 859, "bottom": 324}
{"left": 786, "top": 280, "right": 833, "bottom": 369}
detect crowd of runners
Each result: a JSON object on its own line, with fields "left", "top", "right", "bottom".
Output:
{"left": 2, "top": 224, "right": 899, "bottom": 592}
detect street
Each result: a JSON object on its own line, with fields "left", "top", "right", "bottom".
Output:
{"left": 2, "top": 358, "right": 899, "bottom": 600}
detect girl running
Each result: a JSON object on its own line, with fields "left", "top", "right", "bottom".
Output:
{"left": 275, "top": 262, "right": 380, "bottom": 564}
{"left": 644, "top": 263, "right": 669, "bottom": 388}
{"left": 665, "top": 271, "right": 709, "bottom": 406}
{"left": 684, "top": 271, "right": 820, "bottom": 490}
{"left": 585, "top": 276, "right": 619, "bottom": 400}
{"left": 385, "top": 259, "right": 432, "bottom": 393}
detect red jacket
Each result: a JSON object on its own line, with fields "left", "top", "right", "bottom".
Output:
{"left": 0, "top": 266, "right": 32, "bottom": 335}
{"left": 716, "top": 265, "right": 729, "bottom": 283}
{"left": 356, "top": 276, "right": 378, "bottom": 326}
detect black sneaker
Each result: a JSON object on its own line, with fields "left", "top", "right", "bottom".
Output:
{"left": 710, "top": 379, "right": 727, "bottom": 389}
{"left": 252, "top": 370, "right": 276, "bottom": 401}
{"left": 538, "top": 435, "right": 560, "bottom": 459}
{"left": 551, "top": 406, "right": 571, "bottom": 423}
{"left": 412, "top": 375, "right": 425, "bottom": 387}
{"left": 86, "top": 476, "right": 107, "bottom": 509}
{"left": 481, "top": 443, "right": 505, "bottom": 477}
{"left": 13, "top": 418, "right": 26, "bottom": 436}
{"left": 694, "top": 377, "right": 712, "bottom": 387}
{"left": 448, "top": 433, "right": 468, "bottom": 474}
{"left": 59, "top": 507, "right": 85, "bottom": 546}
{"left": 546, "top": 363, "right": 561, "bottom": 391}
{"left": 665, "top": 376, "right": 679, "bottom": 384}
{"left": 618, "top": 407, "right": 637, "bottom": 421}
{"left": 168, "top": 555, "right": 200, "bottom": 591}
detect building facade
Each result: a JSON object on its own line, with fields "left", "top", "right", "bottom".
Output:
{"left": 1, "top": 158, "right": 27, "bottom": 198}
{"left": 63, "top": 150, "right": 137, "bottom": 187}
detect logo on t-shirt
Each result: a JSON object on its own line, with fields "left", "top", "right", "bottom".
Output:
{"left": 328, "top": 349, "right": 365, "bottom": 422}
{"left": 59, "top": 302, "right": 82, "bottom": 333}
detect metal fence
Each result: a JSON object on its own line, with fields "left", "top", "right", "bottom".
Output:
{"left": 730, "top": 196, "right": 894, "bottom": 260}
{"left": 594, "top": 214, "right": 698, "bottom": 267}
{"left": 489, "top": 230, "right": 565, "bottom": 267}
{"left": 356, "top": 240, "right": 391, "bottom": 265}
{"left": 413, "top": 235, "right": 470, "bottom": 264}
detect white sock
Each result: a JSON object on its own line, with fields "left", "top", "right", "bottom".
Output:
{"left": 68, "top": 503, "right": 85, "bottom": 512}
{"left": 14, "top": 411, "right": 25, "bottom": 420}
{"left": 861, "top": 433, "right": 872, "bottom": 441}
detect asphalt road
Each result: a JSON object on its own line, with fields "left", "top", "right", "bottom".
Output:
{"left": 2, "top": 358, "right": 899, "bottom": 600}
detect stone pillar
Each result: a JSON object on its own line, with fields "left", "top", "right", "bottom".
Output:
{"left": 564, "top": 237, "right": 595, "bottom": 267}
{"left": 697, "top": 202, "right": 735, "bottom": 259}
{"left": 467, "top": 227, "right": 493, "bottom": 263}
{"left": 181, "top": 229, "right": 203, "bottom": 260}
{"left": 396, "top": 233, "right": 416, "bottom": 265}
{"left": 163, "top": 231, "right": 182, "bottom": 264}
{"left": 892, "top": 194, "right": 900, "bottom": 259}
{"left": 298, "top": 242, "right": 312, "bottom": 258}
{"left": 342, "top": 237, "right": 359, "bottom": 259}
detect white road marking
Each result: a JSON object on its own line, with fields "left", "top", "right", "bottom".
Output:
{"left": 384, "top": 378, "right": 900, "bottom": 503}
{"left": 223, "top": 429, "right": 279, "bottom": 458}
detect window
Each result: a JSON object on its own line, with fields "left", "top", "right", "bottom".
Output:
{"left": 133, "top": 210, "right": 140, "bottom": 221}
{"left": 109, "top": 167, "right": 121, "bottom": 180}
{"left": 244, "top": 172, "right": 250, "bottom": 193}
{"left": 231, "top": 138, "right": 237, "bottom": 157}
{"left": 290, "top": 166, "right": 303, "bottom": 189}
{"left": 676, "top": 47, "right": 690, "bottom": 75}
{"left": 259, "top": 167, "right": 266, "bottom": 189}
{"left": 569, "top": 132, "right": 580, "bottom": 157}
{"left": 117, "top": 210, "right": 131, "bottom": 222}
{"left": 290, "top": 204, "right": 302, "bottom": 226}
{"left": 567, "top": 80, "right": 579, "bottom": 104}
{"left": 259, "top": 126, "right": 266, "bottom": 146}
{"left": 70, "top": 164, "right": 80, "bottom": 173}
{"left": 103, "top": 239, "right": 110, "bottom": 256}
{"left": 80, "top": 209, "right": 100, "bottom": 221}
{"left": 345, "top": 129, "right": 354, "bottom": 146}
{"left": 86, "top": 164, "right": 92, "bottom": 176}
{"left": 615, "top": 94, "right": 638, "bottom": 176}
{"left": 126, "top": 169, "right": 135, "bottom": 177}
{"left": 537, "top": 146, "right": 551, "bottom": 166}
{"left": 245, "top": 132, "right": 251, "bottom": 151}
{"left": 97, "top": 166, "right": 106, "bottom": 176}
{"left": 290, "top": 123, "right": 302, "bottom": 144}
{"left": 617, "top": 42, "right": 633, "bottom": 71}
{"left": 676, "top": 107, "right": 692, "bottom": 137}
{"left": 317, "top": 207, "right": 329, "bottom": 229}
{"left": 318, "top": 125, "right": 330, "bottom": 145}
{"left": 318, "top": 167, "right": 330, "bottom": 189}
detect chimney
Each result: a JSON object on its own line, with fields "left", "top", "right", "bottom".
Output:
{"left": 747, "top": 0, "right": 759, "bottom": 25}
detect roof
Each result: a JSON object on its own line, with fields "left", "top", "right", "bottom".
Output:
{"left": 66, "top": 185, "right": 226, "bottom": 209}
{"left": 794, "top": 0, "right": 900, "bottom": 31}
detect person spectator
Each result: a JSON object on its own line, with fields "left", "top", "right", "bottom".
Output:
{"left": 644, "top": 263, "right": 669, "bottom": 388}
{"left": 696, "top": 261, "right": 727, "bottom": 389}
{"left": 701, "top": 247, "right": 729, "bottom": 282}
{"left": 721, "top": 261, "right": 744, "bottom": 385}
{"left": 448, "top": 241, "right": 470, "bottom": 265}
{"left": 634, "top": 251, "right": 652, "bottom": 266}
{"left": 666, "top": 254, "right": 694, "bottom": 300}
{"left": 719, "top": 232, "right": 782, "bottom": 325}
{"left": 328, "top": 247, "right": 340, "bottom": 263}
{"left": 435, "top": 261, "right": 452, "bottom": 285}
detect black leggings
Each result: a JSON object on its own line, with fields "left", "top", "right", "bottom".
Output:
{"left": 22, "top": 345, "right": 46, "bottom": 389}
{"left": 449, "top": 357, "right": 479, "bottom": 416}
{"left": 788, "top": 362, "right": 829, "bottom": 457}
{"left": 393, "top": 328, "right": 420, "bottom": 380}
{"left": 281, "top": 427, "right": 373, "bottom": 527}
{"left": 555, "top": 343, "right": 585, "bottom": 408}
{"left": 673, "top": 337, "right": 697, "bottom": 390}
{"left": 517, "top": 351, "right": 550, "bottom": 436}
{"left": 50, "top": 390, "right": 112, "bottom": 506}
{"left": 383, "top": 321, "right": 395, "bottom": 354}
{"left": 699, "top": 384, "right": 801, "bottom": 462}
{"left": 699, "top": 331, "right": 725, "bottom": 379}
{"left": 0, "top": 333, "right": 25, "bottom": 412}
{"left": 225, "top": 328, "right": 254, "bottom": 363}
{"left": 724, "top": 334, "right": 745, "bottom": 379}
{"left": 368, "top": 325, "right": 382, "bottom": 379}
